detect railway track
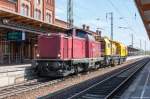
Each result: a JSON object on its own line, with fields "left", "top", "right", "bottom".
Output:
{"left": 0, "top": 77, "right": 64, "bottom": 99}
{"left": 41, "top": 58, "right": 150, "bottom": 99}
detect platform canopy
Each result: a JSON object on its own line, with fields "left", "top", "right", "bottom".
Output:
{"left": 0, "top": 8, "right": 68, "bottom": 34}
{"left": 135, "top": 0, "right": 150, "bottom": 39}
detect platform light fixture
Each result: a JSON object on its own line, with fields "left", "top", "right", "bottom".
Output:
{"left": 2, "top": 19, "right": 9, "bottom": 24}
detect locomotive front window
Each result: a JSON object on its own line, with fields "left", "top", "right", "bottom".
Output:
{"left": 76, "top": 31, "right": 86, "bottom": 38}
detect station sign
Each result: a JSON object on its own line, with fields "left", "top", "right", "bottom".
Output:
{"left": 7, "top": 31, "right": 25, "bottom": 41}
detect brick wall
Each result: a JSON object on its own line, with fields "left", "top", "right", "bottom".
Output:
{"left": 55, "top": 19, "right": 68, "bottom": 28}
{"left": 0, "top": 0, "right": 17, "bottom": 12}
{"left": 43, "top": 0, "right": 55, "bottom": 23}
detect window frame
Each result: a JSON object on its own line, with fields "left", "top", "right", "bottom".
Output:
{"left": 36, "top": 0, "right": 41, "bottom": 5}
{"left": 34, "top": 9, "right": 41, "bottom": 20}
{"left": 21, "top": 4, "right": 29, "bottom": 16}
{"left": 76, "top": 30, "right": 87, "bottom": 39}
{"left": 8, "top": 0, "right": 17, "bottom": 3}
{"left": 46, "top": 13, "right": 52, "bottom": 23}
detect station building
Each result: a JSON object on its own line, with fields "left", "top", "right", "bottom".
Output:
{"left": 127, "top": 46, "right": 140, "bottom": 56}
{"left": 0, "top": 0, "right": 68, "bottom": 65}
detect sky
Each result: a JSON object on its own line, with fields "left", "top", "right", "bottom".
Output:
{"left": 55, "top": 0, "right": 150, "bottom": 51}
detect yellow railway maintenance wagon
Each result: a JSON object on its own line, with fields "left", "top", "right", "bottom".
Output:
{"left": 101, "top": 37, "right": 128, "bottom": 66}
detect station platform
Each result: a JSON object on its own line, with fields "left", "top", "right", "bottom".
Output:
{"left": 0, "top": 64, "right": 35, "bottom": 87}
{"left": 0, "top": 64, "right": 31, "bottom": 72}
{"left": 121, "top": 58, "right": 150, "bottom": 99}
{"left": 126, "top": 55, "right": 148, "bottom": 61}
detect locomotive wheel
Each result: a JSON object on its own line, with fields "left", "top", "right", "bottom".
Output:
{"left": 120, "top": 59, "right": 123, "bottom": 64}
{"left": 95, "top": 63, "right": 100, "bottom": 69}
{"left": 111, "top": 60, "right": 115, "bottom": 67}
{"left": 118, "top": 59, "right": 121, "bottom": 65}
{"left": 105, "top": 59, "right": 109, "bottom": 67}
{"left": 74, "top": 65, "right": 79, "bottom": 74}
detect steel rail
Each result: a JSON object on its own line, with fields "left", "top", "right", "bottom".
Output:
{"left": 0, "top": 78, "right": 63, "bottom": 99}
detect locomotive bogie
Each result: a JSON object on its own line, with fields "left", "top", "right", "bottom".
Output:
{"left": 35, "top": 57, "right": 104, "bottom": 77}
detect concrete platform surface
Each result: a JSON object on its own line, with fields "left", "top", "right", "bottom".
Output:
{"left": 0, "top": 64, "right": 35, "bottom": 87}
{"left": 121, "top": 59, "right": 150, "bottom": 99}
{"left": 127, "top": 55, "right": 149, "bottom": 61}
{"left": 0, "top": 64, "right": 31, "bottom": 73}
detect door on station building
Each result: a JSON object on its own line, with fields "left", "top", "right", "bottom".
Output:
{"left": 0, "top": 31, "right": 34, "bottom": 64}
{"left": 0, "top": 41, "right": 24, "bottom": 64}
{"left": 0, "top": 31, "right": 38, "bottom": 65}
{"left": 11, "top": 41, "right": 24, "bottom": 63}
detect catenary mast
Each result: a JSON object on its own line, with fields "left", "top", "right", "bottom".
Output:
{"left": 67, "top": 0, "right": 74, "bottom": 28}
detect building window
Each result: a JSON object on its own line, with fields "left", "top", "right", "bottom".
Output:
{"left": 46, "top": 0, "right": 53, "bottom": 5}
{"left": 8, "top": 0, "right": 17, "bottom": 3}
{"left": 34, "top": 9, "right": 41, "bottom": 20}
{"left": 46, "top": 13, "right": 52, "bottom": 23}
{"left": 36, "top": 0, "right": 41, "bottom": 4}
{"left": 46, "top": 0, "right": 49, "bottom": 4}
{"left": 21, "top": 4, "right": 29, "bottom": 16}
{"left": 51, "top": 0, "right": 53, "bottom": 5}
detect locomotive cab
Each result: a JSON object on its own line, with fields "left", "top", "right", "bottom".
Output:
{"left": 34, "top": 28, "right": 103, "bottom": 77}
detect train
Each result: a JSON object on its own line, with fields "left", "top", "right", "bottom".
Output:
{"left": 34, "top": 27, "right": 128, "bottom": 77}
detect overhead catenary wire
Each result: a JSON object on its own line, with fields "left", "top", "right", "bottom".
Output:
{"left": 120, "top": 0, "right": 143, "bottom": 40}
{"left": 107, "top": 0, "right": 137, "bottom": 34}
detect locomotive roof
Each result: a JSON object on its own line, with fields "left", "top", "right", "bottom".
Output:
{"left": 111, "top": 40, "right": 126, "bottom": 48}
{"left": 67, "top": 27, "right": 99, "bottom": 35}
{"left": 101, "top": 36, "right": 126, "bottom": 48}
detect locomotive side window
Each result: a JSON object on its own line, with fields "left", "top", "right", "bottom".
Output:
{"left": 108, "top": 43, "right": 111, "bottom": 48}
{"left": 66, "top": 29, "right": 73, "bottom": 36}
{"left": 86, "top": 34, "right": 95, "bottom": 41}
{"left": 101, "top": 41, "right": 105, "bottom": 56}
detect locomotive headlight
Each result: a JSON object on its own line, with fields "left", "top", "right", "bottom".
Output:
{"left": 48, "top": 33, "right": 51, "bottom": 36}
{"left": 58, "top": 53, "right": 61, "bottom": 57}
{"left": 36, "top": 54, "right": 40, "bottom": 57}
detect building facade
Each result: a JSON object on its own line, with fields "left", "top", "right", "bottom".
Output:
{"left": 0, "top": 0, "right": 55, "bottom": 24}
{"left": 0, "top": 0, "right": 67, "bottom": 65}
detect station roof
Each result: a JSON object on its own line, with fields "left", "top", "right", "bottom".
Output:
{"left": 135, "top": 0, "right": 150, "bottom": 39}
{"left": 127, "top": 46, "right": 140, "bottom": 51}
{"left": 0, "top": 8, "right": 68, "bottom": 34}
